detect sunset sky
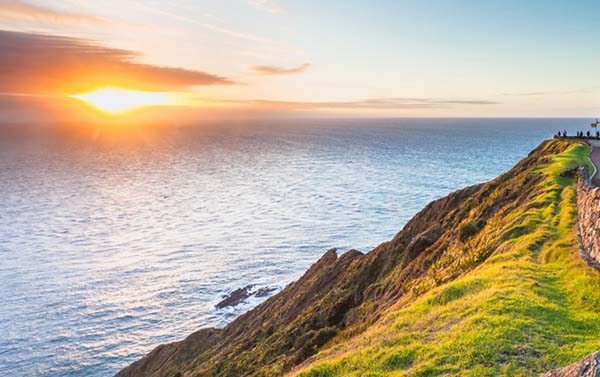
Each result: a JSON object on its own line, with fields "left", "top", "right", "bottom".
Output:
{"left": 1, "top": 0, "right": 599, "bottom": 122}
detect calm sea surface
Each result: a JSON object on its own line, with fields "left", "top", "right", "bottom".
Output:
{"left": 0, "top": 118, "right": 588, "bottom": 376}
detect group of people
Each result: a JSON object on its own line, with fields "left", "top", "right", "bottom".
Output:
{"left": 555, "top": 129, "right": 600, "bottom": 139}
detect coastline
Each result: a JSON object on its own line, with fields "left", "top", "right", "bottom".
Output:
{"left": 119, "top": 139, "right": 600, "bottom": 376}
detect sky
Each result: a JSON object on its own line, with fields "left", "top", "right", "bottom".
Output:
{"left": 1, "top": 0, "right": 599, "bottom": 122}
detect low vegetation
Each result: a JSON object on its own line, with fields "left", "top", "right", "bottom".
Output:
{"left": 297, "top": 142, "right": 600, "bottom": 376}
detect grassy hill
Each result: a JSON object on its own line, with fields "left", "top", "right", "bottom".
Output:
{"left": 119, "top": 140, "right": 600, "bottom": 377}
{"left": 295, "top": 141, "right": 600, "bottom": 376}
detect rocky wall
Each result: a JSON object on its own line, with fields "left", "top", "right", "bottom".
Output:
{"left": 576, "top": 167, "right": 600, "bottom": 262}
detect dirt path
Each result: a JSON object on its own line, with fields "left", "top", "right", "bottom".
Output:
{"left": 589, "top": 140, "right": 600, "bottom": 186}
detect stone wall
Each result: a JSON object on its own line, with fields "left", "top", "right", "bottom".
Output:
{"left": 576, "top": 167, "right": 600, "bottom": 262}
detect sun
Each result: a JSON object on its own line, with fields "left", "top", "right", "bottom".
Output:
{"left": 70, "top": 88, "right": 174, "bottom": 113}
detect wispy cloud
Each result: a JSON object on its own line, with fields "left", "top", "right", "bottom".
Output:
{"left": 248, "top": 0, "right": 284, "bottom": 14}
{"left": 251, "top": 63, "right": 312, "bottom": 75}
{"left": 202, "top": 22, "right": 281, "bottom": 46}
{"left": 199, "top": 97, "right": 499, "bottom": 111}
{"left": 0, "top": 0, "right": 109, "bottom": 25}
{"left": 0, "top": 30, "right": 235, "bottom": 95}
{"left": 501, "top": 87, "right": 600, "bottom": 97}
{"left": 126, "top": 2, "right": 299, "bottom": 54}
{"left": 501, "top": 91, "right": 548, "bottom": 97}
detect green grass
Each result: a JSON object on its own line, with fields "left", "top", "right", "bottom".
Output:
{"left": 297, "top": 142, "right": 600, "bottom": 376}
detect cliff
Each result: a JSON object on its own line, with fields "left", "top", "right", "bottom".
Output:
{"left": 119, "top": 140, "right": 600, "bottom": 377}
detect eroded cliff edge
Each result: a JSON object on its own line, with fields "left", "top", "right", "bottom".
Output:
{"left": 119, "top": 140, "right": 600, "bottom": 377}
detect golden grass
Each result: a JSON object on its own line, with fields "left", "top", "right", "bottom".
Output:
{"left": 297, "top": 143, "right": 600, "bottom": 376}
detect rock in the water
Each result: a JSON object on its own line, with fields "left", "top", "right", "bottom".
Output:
{"left": 543, "top": 352, "right": 600, "bottom": 377}
{"left": 215, "top": 285, "right": 278, "bottom": 308}
{"left": 216, "top": 285, "right": 255, "bottom": 309}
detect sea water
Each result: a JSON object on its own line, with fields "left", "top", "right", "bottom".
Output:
{"left": 0, "top": 118, "right": 588, "bottom": 376}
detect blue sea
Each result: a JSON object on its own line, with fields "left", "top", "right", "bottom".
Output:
{"left": 0, "top": 118, "right": 589, "bottom": 376}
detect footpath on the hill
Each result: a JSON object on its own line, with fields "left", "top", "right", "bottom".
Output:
{"left": 588, "top": 140, "right": 600, "bottom": 186}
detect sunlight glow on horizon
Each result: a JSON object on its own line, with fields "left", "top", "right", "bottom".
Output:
{"left": 1, "top": 1, "right": 599, "bottom": 119}
{"left": 70, "top": 88, "right": 177, "bottom": 114}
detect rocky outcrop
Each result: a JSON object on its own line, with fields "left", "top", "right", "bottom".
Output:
{"left": 576, "top": 168, "right": 600, "bottom": 262}
{"left": 542, "top": 352, "right": 600, "bottom": 377}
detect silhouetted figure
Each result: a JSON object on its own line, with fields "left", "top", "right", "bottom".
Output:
{"left": 563, "top": 129, "right": 567, "bottom": 137}
{"left": 587, "top": 130, "right": 591, "bottom": 138}
{"left": 596, "top": 130, "right": 599, "bottom": 139}
{"left": 557, "top": 131, "right": 562, "bottom": 138}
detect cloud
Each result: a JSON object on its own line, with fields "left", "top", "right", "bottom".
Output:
{"left": 501, "top": 87, "right": 600, "bottom": 97}
{"left": 251, "top": 63, "right": 312, "bottom": 75}
{"left": 245, "top": 97, "right": 498, "bottom": 110}
{"left": 0, "top": 30, "right": 235, "bottom": 95}
{"left": 201, "top": 97, "right": 498, "bottom": 110}
{"left": 0, "top": 0, "right": 108, "bottom": 25}
{"left": 501, "top": 91, "right": 548, "bottom": 97}
{"left": 248, "top": 0, "right": 284, "bottom": 14}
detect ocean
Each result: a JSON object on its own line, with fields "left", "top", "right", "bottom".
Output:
{"left": 0, "top": 118, "right": 588, "bottom": 376}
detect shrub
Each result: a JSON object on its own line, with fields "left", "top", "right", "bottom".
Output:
{"left": 458, "top": 221, "right": 480, "bottom": 242}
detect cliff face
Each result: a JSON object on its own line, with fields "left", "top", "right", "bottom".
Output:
{"left": 119, "top": 140, "right": 600, "bottom": 377}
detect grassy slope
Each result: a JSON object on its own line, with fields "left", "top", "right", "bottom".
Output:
{"left": 297, "top": 142, "right": 600, "bottom": 376}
